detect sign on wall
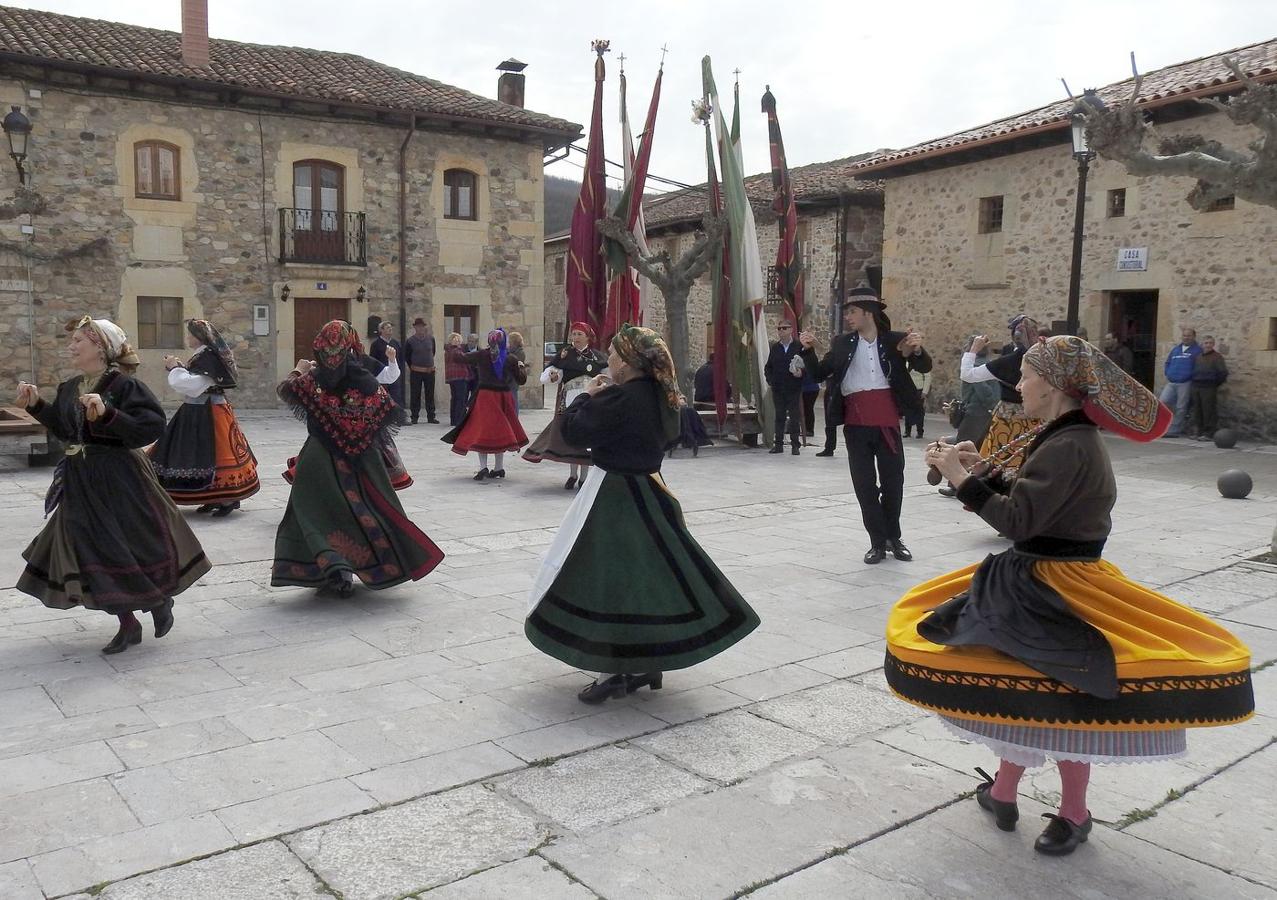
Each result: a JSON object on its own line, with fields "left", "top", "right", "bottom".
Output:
{"left": 1117, "top": 247, "right": 1148, "bottom": 272}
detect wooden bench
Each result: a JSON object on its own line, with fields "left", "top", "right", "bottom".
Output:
{"left": 0, "top": 406, "right": 54, "bottom": 466}
{"left": 693, "top": 401, "right": 763, "bottom": 447}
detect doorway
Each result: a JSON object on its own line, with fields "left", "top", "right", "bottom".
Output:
{"left": 1108, "top": 290, "right": 1159, "bottom": 389}
{"left": 444, "top": 304, "right": 480, "bottom": 342}
{"left": 294, "top": 297, "right": 350, "bottom": 364}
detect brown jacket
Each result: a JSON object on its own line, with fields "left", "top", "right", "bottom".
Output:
{"left": 956, "top": 410, "right": 1116, "bottom": 546}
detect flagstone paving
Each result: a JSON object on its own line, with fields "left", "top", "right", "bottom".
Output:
{"left": 0, "top": 407, "right": 1274, "bottom": 898}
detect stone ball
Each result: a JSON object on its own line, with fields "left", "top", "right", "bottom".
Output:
{"left": 1217, "top": 469, "right": 1253, "bottom": 500}
{"left": 1213, "top": 428, "right": 1239, "bottom": 449}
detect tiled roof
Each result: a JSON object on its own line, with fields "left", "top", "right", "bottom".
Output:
{"left": 640, "top": 152, "right": 883, "bottom": 232}
{"left": 856, "top": 37, "right": 1277, "bottom": 174}
{"left": 0, "top": 5, "right": 580, "bottom": 138}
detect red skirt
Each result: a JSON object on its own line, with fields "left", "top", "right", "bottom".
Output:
{"left": 447, "top": 389, "right": 528, "bottom": 454}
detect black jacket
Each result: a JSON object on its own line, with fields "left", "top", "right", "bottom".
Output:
{"left": 563, "top": 376, "right": 669, "bottom": 475}
{"left": 764, "top": 340, "right": 805, "bottom": 393}
{"left": 801, "top": 330, "right": 932, "bottom": 427}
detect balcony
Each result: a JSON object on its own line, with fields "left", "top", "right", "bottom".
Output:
{"left": 278, "top": 208, "right": 366, "bottom": 267}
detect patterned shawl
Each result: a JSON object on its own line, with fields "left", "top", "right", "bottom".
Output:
{"left": 186, "top": 318, "right": 238, "bottom": 387}
{"left": 612, "top": 324, "right": 682, "bottom": 443}
{"left": 1024, "top": 335, "right": 1171, "bottom": 442}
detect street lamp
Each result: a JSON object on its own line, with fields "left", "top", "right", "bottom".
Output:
{"left": 2, "top": 105, "right": 32, "bottom": 184}
{"left": 1065, "top": 90, "right": 1101, "bottom": 336}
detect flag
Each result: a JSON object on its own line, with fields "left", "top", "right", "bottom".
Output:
{"left": 604, "top": 63, "right": 662, "bottom": 345}
{"left": 762, "top": 86, "right": 804, "bottom": 329}
{"left": 702, "top": 57, "right": 772, "bottom": 445}
{"left": 703, "top": 112, "right": 732, "bottom": 426}
{"left": 566, "top": 42, "right": 609, "bottom": 340}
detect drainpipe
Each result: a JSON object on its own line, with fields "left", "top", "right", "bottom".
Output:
{"left": 398, "top": 116, "right": 416, "bottom": 338}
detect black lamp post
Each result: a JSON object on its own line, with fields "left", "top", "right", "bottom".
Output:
{"left": 1065, "top": 94, "right": 1098, "bottom": 336}
{"left": 2, "top": 105, "right": 32, "bottom": 184}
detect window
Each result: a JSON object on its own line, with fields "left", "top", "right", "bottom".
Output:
{"left": 134, "top": 141, "right": 180, "bottom": 200}
{"left": 137, "top": 296, "right": 184, "bottom": 348}
{"left": 1107, "top": 188, "right": 1126, "bottom": 218}
{"left": 553, "top": 255, "right": 565, "bottom": 285}
{"left": 443, "top": 169, "right": 478, "bottom": 220}
{"left": 1205, "top": 194, "right": 1235, "bottom": 212}
{"left": 293, "top": 160, "right": 344, "bottom": 233}
{"left": 977, "top": 195, "right": 1004, "bottom": 234}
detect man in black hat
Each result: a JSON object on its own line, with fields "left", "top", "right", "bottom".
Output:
{"left": 800, "top": 288, "right": 931, "bottom": 564}
{"left": 404, "top": 317, "right": 438, "bottom": 424}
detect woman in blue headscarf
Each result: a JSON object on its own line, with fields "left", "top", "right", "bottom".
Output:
{"left": 442, "top": 328, "right": 528, "bottom": 480}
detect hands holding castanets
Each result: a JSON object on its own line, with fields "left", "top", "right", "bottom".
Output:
{"left": 924, "top": 439, "right": 984, "bottom": 487}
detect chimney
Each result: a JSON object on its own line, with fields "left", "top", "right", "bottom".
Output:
{"left": 497, "top": 58, "right": 527, "bottom": 108}
{"left": 181, "top": 0, "right": 209, "bottom": 68}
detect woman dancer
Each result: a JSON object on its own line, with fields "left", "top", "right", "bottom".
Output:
{"left": 961, "top": 314, "right": 1042, "bottom": 473}
{"left": 150, "top": 319, "right": 259, "bottom": 516}
{"left": 523, "top": 322, "right": 607, "bottom": 488}
{"left": 525, "top": 324, "right": 760, "bottom": 704}
{"left": 887, "top": 335, "right": 1254, "bottom": 856}
{"left": 17, "top": 316, "right": 210, "bottom": 653}
{"left": 442, "top": 328, "right": 528, "bottom": 481}
{"left": 273, "top": 321, "right": 443, "bottom": 596}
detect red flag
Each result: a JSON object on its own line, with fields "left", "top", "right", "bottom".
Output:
{"left": 566, "top": 42, "right": 609, "bottom": 340}
{"left": 762, "top": 86, "right": 803, "bottom": 329}
{"left": 604, "top": 64, "right": 662, "bottom": 347}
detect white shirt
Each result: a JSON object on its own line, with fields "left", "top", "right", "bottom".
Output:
{"left": 375, "top": 359, "right": 400, "bottom": 385}
{"left": 961, "top": 351, "right": 999, "bottom": 384}
{"left": 167, "top": 367, "right": 214, "bottom": 399}
{"left": 841, "top": 339, "right": 890, "bottom": 394}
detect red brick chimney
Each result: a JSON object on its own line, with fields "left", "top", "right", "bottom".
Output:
{"left": 181, "top": 0, "right": 209, "bottom": 68}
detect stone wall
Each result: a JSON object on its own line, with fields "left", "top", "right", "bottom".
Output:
{"left": 0, "top": 76, "right": 547, "bottom": 409}
{"left": 543, "top": 199, "right": 884, "bottom": 376}
{"left": 880, "top": 111, "right": 1277, "bottom": 437}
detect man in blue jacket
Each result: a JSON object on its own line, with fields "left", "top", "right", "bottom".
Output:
{"left": 1161, "top": 326, "right": 1201, "bottom": 438}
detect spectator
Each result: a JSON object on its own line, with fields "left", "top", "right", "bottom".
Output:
{"left": 801, "top": 361, "right": 821, "bottom": 438}
{"left": 1102, "top": 332, "right": 1135, "bottom": 375}
{"left": 444, "top": 332, "right": 469, "bottom": 425}
{"left": 507, "top": 331, "right": 528, "bottom": 413}
{"left": 404, "top": 317, "right": 438, "bottom": 424}
{"left": 1161, "top": 326, "right": 1201, "bottom": 437}
{"left": 369, "top": 321, "right": 405, "bottom": 408}
{"left": 693, "top": 352, "right": 732, "bottom": 404}
{"left": 904, "top": 367, "right": 931, "bottom": 439}
{"left": 763, "top": 322, "right": 804, "bottom": 455}
{"left": 939, "top": 335, "right": 1000, "bottom": 498}
{"left": 1190, "top": 335, "right": 1228, "bottom": 440}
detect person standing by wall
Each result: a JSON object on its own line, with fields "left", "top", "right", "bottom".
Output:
{"left": 444, "top": 333, "right": 469, "bottom": 426}
{"left": 764, "top": 322, "right": 805, "bottom": 456}
{"left": 1160, "top": 326, "right": 1201, "bottom": 438}
{"left": 507, "top": 331, "right": 529, "bottom": 414}
{"left": 904, "top": 367, "right": 932, "bottom": 439}
{"left": 1102, "top": 332, "right": 1134, "bottom": 375}
{"left": 1190, "top": 335, "right": 1228, "bottom": 440}
{"left": 404, "top": 317, "right": 438, "bottom": 425}
{"left": 370, "top": 320, "right": 406, "bottom": 409}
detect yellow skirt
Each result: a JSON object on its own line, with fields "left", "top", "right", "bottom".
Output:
{"left": 978, "top": 403, "right": 1042, "bottom": 472}
{"left": 885, "top": 557, "right": 1254, "bottom": 734}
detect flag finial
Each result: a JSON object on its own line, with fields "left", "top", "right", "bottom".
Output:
{"left": 618, "top": 51, "right": 626, "bottom": 73}
{"left": 591, "top": 39, "right": 610, "bottom": 57}
{"left": 659, "top": 44, "right": 668, "bottom": 68}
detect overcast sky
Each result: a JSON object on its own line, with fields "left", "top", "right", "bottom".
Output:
{"left": 14, "top": 1, "right": 1277, "bottom": 191}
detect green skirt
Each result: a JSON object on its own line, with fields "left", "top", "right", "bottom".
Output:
{"left": 525, "top": 467, "right": 759, "bottom": 673}
{"left": 271, "top": 438, "right": 444, "bottom": 589}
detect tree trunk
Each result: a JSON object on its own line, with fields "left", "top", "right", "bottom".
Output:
{"left": 664, "top": 285, "right": 692, "bottom": 395}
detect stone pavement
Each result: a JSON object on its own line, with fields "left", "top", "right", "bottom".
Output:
{"left": 0, "top": 407, "right": 1274, "bottom": 899}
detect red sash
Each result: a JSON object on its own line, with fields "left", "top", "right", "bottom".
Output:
{"left": 843, "top": 388, "right": 901, "bottom": 455}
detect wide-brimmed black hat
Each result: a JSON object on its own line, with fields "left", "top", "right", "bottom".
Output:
{"left": 840, "top": 286, "right": 886, "bottom": 313}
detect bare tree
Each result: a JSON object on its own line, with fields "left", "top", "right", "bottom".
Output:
{"left": 1076, "top": 56, "right": 1277, "bottom": 211}
{"left": 595, "top": 213, "right": 724, "bottom": 391}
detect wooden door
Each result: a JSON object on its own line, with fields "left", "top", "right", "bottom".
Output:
{"left": 294, "top": 298, "right": 350, "bottom": 365}
{"left": 293, "top": 161, "right": 344, "bottom": 262}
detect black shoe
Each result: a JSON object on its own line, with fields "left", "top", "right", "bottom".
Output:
{"left": 578, "top": 674, "right": 629, "bottom": 705}
{"left": 768, "top": 446, "right": 784, "bottom": 454}
{"left": 864, "top": 546, "right": 886, "bottom": 565}
{"left": 408, "top": 419, "right": 418, "bottom": 426}
{"left": 151, "top": 598, "right": 175, "bottom": 639}
{"left": 211, "top": 501, "right": 240, "bottom": 518}
{"left": 973, "top": 767, "right": 1019, "bottom": 831}
{"left": 473, "top": 468, "right": 490, "bottom": 481}
{"left": 625, "top": 672, "right": 663, "bottom": 693}
{"left": 564, "top": 476, "right": 577, "bottom": 490}
{"left": 816, "top": 449, "right": 834, "bottom": 457}
{"left": 427, "top": 417, "right": 440, "bottom": 424}
{"left": 1034, "top": 813, "right": 1092, "bottom": 856}
{"left": 791, "top": 445, "right": 800, "bottom": 455}
{"left": 195, "top": 504, "right": 216, "bottom": 514}
{"left": 938, "top": 485, "right": 958, "bottom": 498}
{"left": 903, "top": 430, "right": 912, "bottom": 439}
{"left": 887, "top": 539, "right": 913, "bottom": 562}
{"left": 491, "top": 469, "right": 506, "bottom": 479}
{"left": 102, "top": 620, "right": 143, "bottom": 654}
{"left": 917, "top": 432, "right": 924, "bottom": 440}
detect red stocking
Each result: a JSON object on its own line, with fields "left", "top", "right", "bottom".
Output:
{"left": 990, "top": 758, "right": 1024, "bottom": 803}
{"left": 1057, "top": 760, "right": 1091, "bottom": 825}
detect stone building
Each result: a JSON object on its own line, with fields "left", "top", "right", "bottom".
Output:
{"left": 0, "top": 3, "right": 578, "bottom": 408}
{"left": 853, "top": 38, "right": 1277, "bottom": 437}
{"left": 544, "top": 156, "right": 883, "bottom": 372}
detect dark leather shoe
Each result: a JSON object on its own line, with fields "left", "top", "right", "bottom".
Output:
{"left": 578, "top": 674, "right": 628, "bottom": 705}
{"left": 973, "top": 767, "right": 1018, "bottom": 831}
{"left": 564, "top": 476, "right": 577, "bottom": 490}
{"left": 768, "top": 446, "right": 784, "bottom": 454}
{"left": 427, "top": 417, "right": 440, "bottom": 424}
{"left": 864, "top": 546, "right": 886, "bottom": 565}
{"left": 625, "top": 672, "right": 663, "bottom": 693}
{"left": 195, "top": 504, "right": 216, "bottom": 514}
{"left": 211, "top": 501, "right": 240, "bottom": 518}
{"left": 815, "top": 449, "right": 834, "bottom": 457}
{"left": 888, "top": 539, "right": 913, "bottom": 562}
{"left": 1034, "top": 813, "right": 1092, "bottom": 855}
{"left": 791, "top": 445, "right": 800, "bottom": 455}
{"left": 937, "top": 485, "right": 958, "bottom": 498}
{"left": 491, "top": 469, "right": 506, "bottom": 479}
{"left": 102, "top": 620, "right": 142, "bottom": 654}
{"left": 151, "top": 598, "right": 175, "bottom": 639}
{"left": 473, "top": 468, "right": 490, "bottom": 481}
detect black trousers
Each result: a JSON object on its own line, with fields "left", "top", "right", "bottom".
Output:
{"left": 448, "top": 379, "right": 469, "bottom": 425}
{"left": 773, "top": 388, "right": 802, "bottom": 446}
{"left": 844, "top": 424, "right": 906, "bottom": 548}
{"left": 823, "top": 392, "right": 839, "bottom": 452}
{"left": 410, "top": 370, "right": 436, "bottom": 421}
{"left": 1190, "top": 384, "right": 1219, "bottom": 434}
{"left": 903, "top": 407, "right": 925, "bottom": 437}
{"left": 802, "top": 391, "right": 818, "bottom": 437}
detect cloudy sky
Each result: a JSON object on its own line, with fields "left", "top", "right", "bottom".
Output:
{"left": 13, "top": 0, "right": 1277, "bottom": 191}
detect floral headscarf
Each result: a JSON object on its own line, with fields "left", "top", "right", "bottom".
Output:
{"left": 73, "top": 315, "right": 140, "bottom": 371}
{"left": 487, "top": 328, "right": 509, "bottom": 379}
{"left": 612, "top": 324, "right": 682, "bottom": 443}
{"left": 1024, "top": 335, "right": 1171, "bottom": 441}
{"left": 186, "top": 318, "right": 239, "bottom": 385}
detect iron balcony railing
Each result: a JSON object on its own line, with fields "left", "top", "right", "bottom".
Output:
{"left": 278, "top": 208, "right": 366, "bottom": 266}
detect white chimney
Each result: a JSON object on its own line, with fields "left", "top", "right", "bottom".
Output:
{"left": 181, "top": 0, "right": 209, "bottom": 68}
